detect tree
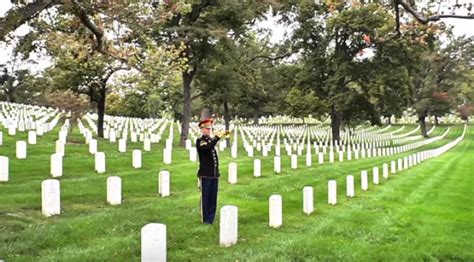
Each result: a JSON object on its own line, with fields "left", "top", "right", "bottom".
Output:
{"left": 0, "top": 1, "right": 179, "bottom": 137}
{"left": 154, "top": 0, "right": 273, "bottom": 146}
{"left": 281, "top": 2, "right": 395, "bottom": 141}
{"left": 44, "top": 90, "right": 89, "bottom": 132}
{"left": 41, "top": 28, "right": 128, "bottom": 137}
{"left": 285, "top": 87, "right": 324, "bottom": 123}
{"left": 358, "top": 38, "right": 414, "bottom": 124}
{"left": 409, "top": 35, "right": 473, "bottom": 136}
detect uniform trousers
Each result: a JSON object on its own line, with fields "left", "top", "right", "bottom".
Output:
{"left": 200, "top": 177, "right": 219, "bottom": 224}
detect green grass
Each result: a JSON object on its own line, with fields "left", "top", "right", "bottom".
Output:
{"left": 0, "top": 124, "right": 473, "bottom": 261}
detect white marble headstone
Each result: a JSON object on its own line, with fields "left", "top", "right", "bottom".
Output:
{"left": 107, "top": 176, "right": 122, "bottom": 205}
{"left": 55, "top": 140, "right": 65, "bottom": 157}
{"left": 361, "top": 170, "right": 368, "bottom": 191}
{"left": 8, "top": 126, "right": 16, "bottom": 136}
{"left": 329, "top": 151, "right": 334, "bottom": 163}
{"left": 118, "top": 139, "right": 126, "bottom": 153}
{"left": 27, "top": 131, "right": 37, "bottom": 144}
{"left": 274, "top": 156, "right": 281, "bottom": 173}
{"left": 0, "top": 156, "right": 9, "bottom": 182}
{"left": 50, "top": 153, "right": 63, "bottom": 178}
{"left": 346, "top": 175, "right": 354, "bottom": 197}
{"left": 328, "top": 180, "right": 337, "bottom": 205}
{"left": 391, "top": 160, "right": 396, "bottom": 174}
{"left": 372, "top": 167, "right": 379, "bottom": 185}
{"left": 42, "top": 179, "right": 60, "bottom": 217}
{"left": 141, "top": 223, "right": 166, "bottom": 262}
{"left": 219, "top": 205, "right": 238, "bottom": 247}
{"left": 253, "top": 159, "right": 261, "bottom": 178}
{"left": 189, "top": 147, "right": 197, "bottom": 162}
{"left": 382, "top": 163, "right": 389, "bottom": 179}
{"left": 291, "top": 154, "right": 297, "bottom": 169}
{"left": 95, "top": 152, "right": 106, "bottom": 173}
{"left": 133, "top": 150, "right": 142, "bottom": 169}
{"left": 16, "top": 141, "right": 27, "bottom": 159}
{"left": 303, "top": 186, "right": 314, "bottom": 215}
{"left": 144, "top": 138, "right": 151, "bottom": 151}
{"left": 318, "top": 152, "right": 324, "bottom": 164}
{"left": 158, "top": 170, "right": 170, "bottom": 197}
{"left": 306, "top": 153, "right": 312, "bottom": 167}
{"left": 269, "top": 194, "right": 282, "bottom": 228}
{"left": 185, "top": 139, "right": 192, "bottom": 150}
{"left": 89, "top": 139, "right": 98, "bottom": 155}
{"left": 163, "top": 148, "right": 172, "bottom": 165}
{"left": 228, "top": 162, "right": 237, "bottom": 184}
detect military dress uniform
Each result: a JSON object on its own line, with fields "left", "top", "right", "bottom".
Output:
{"left": 196, "top": 133, "right": 220, "bottom": 224}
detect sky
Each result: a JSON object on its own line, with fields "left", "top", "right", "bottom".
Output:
{"left": 0, "top": 2, "right": 473, "bottom": 74}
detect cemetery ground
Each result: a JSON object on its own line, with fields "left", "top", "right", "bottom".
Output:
{"left": 0, "top": 124, "right": 473, "bottom": 261}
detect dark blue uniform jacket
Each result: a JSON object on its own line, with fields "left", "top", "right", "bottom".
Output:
{"left": 196, "top": 135, "right": 220, "bottom": 178}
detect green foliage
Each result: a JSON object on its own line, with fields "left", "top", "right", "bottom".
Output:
{"left": 285, "top": 87, "right": 324, "bottom": 119}
{"left": 283, "top": 2, "right": 399, "bottom": 132}
{"left": 410, "top": 36, "right": 473, "bottom": 119}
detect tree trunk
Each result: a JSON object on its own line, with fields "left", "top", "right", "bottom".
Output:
{"left": 97, "top": 86, "right": 107, "bottom": 138}
{"left": 253, "top": 113, "right": 258, "bottom": 125}
{"left": 0, "top": 0, "right": 60, "bottom": 40}
{"left": 5, "top": 80, "right": 15, "bottom": 102}
{"left": 223, "top": 101, "right": 230, "bottom": 131}
{"left": 419, "top": 115, "right": 429, "bottom": 138}
{"left": 434, "top": 115, "right": 439, "bottom": 125}
{"left": 180, "top": 71, "right": 193, "bottom": 146}
{"left": 330, "top": 105, "right": 341, "bottom": 143}
{"left": 6, "top": 89, "right": 15, "bottom": 102}
{"left": 223, "top": 100, "right": 230, "bottom": 144}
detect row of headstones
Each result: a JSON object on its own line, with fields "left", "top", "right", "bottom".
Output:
{"left": 391, "top": 125, "right": 421, "bottom": 139}
{"left": 279, "top": 124, "right": 394, "bottom": 144}
{"left": 1, "top": 114, "right": 61, "bottom": 137}
{"left": 0, "top": 124, "right": 450, "bottom": 182}
{"left": 139, "top": 149, "right": 416, "bottom": 261}
{"left": 79, "top": 117, "right": 175, "bottom": 162}
{"left": 393, "top": 125, "right": 436, "bottom": 144}
{"left": 241, "top": 125, "right": 449, "bottom": 162}
{"left": 0, "top": 102, "right": 57, "bottom": 123}
{"left": 1, "top": 135, "right": 174, "bottom": 182}
{"left": 1, "top": 102, "right": 60, "bottom": 125}
{"left": 219, "top": 131, "right": 421, "bottom": 168}
{"left": 40, "top": 170, "right": 171, "bottom": 216}
{"left": 82, "top": 113, "right": 171, "bottom": 139}
{"left": 143, "top": 127, "right": 467, "bottom": 259}
{"left": 91, "top": 149, "right": 173, "bottom": 174}
{"left": 224, "top": 126, "right": 453, "bottom": 184}
{"left": 240, "top": 126, "right": 395, "bottom": 156}
{"left": 80, "top": 118, "right": 170, "bottom": 144}
{"left": 0, "top": 124, "right": 70, "bottom": 181}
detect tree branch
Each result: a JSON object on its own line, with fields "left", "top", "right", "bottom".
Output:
{"left": 398, "top": 0, "right": 474, "bottom": 24}
{"left": 0, "top": 0, "right": 63, "bottom": 40}
{"left": 248, "top": 53, "right": 293, "bottom": 63}
{"left": 70, "top": 0, "right": 104, "bottom": 51}
{"left": 102, "top": 66, "right": 128, "bottom": 84}
{"left": 191, "top": 93, "right": 202, "bottom": 101}
{"left": 394, "top": 0, "right": 401, "bottom": 37}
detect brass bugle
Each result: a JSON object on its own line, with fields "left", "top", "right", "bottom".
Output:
{"left": 215, "top": 130, "right": 232, "bottom": 138}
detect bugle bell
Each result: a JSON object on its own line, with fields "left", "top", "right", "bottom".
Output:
{"left": 215, "top": 130, "right": 231, "bottom": 139}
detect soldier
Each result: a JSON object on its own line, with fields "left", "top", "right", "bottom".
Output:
{"left": 196, "top": 118, "right": 223, "bottom": 224}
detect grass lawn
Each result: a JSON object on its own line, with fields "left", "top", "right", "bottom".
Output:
{"left": 0, "top": 124, "right": 472, "bottom": 261}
